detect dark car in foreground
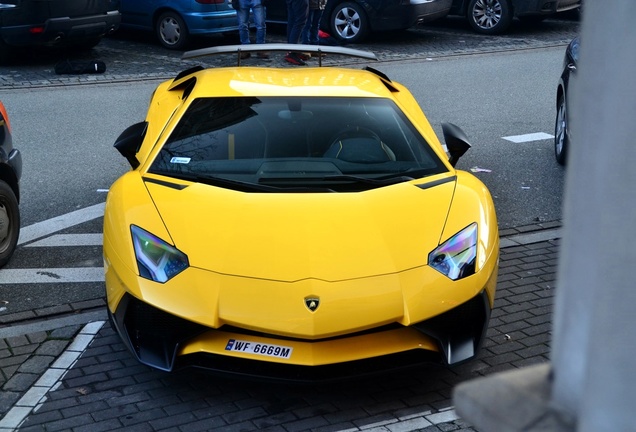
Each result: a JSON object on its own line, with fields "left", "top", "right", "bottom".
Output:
{"left": 554, "top": 36, "right": 579, "bottom": 165}
{"left": 0, "top": 101, "right": 21, "bottom": 268}
{"left": 0, "top": 0, "right": 120, "bottom": 63}
{"left": 447, "top": 0, "right": 581, "bottom": 34}
{"left": 266, "top": 0, "right": 453, "bottom": 44}
{"left": 117, "top": 0, "right": 239, "bottom": 50}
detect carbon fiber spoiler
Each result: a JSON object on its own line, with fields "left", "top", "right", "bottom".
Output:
{"left": 182, "top": 43, "right": 377, "bottom": 67}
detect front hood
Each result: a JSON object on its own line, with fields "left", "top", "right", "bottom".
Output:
{"left": 145, "top": 175, "right": 456, "bottom": 281}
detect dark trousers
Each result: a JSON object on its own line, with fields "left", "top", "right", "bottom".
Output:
{"left": 286, "top": 0, "right": 309, "bottom": 44}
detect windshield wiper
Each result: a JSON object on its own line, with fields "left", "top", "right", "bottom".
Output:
{"left": 321, "top": 174, "right": 415, "bottom": 186}
{"left": 151, "top": 170, "right": 333, "bottom": 193}
{"left": 260, "top": 174, "right": 411, "bottom": 185}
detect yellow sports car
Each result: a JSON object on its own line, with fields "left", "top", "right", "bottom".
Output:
{"left": 104, "top": 44, "right": 499, "bottom": 380}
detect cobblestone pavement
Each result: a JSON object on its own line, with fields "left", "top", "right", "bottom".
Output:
{"left": 0, "top": 222, "right": 562, "bottom": 432}
{"left": 0, "top": 15, "right": 574, "bottom": 432}
{"left": 0, "top": 16, "right": 579, "bottom": 90}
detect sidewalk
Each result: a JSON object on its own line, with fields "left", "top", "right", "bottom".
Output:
{"left": 0, "top": 221, "right": 562, "bottom": 432}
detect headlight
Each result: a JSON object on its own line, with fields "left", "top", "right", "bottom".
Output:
{"left": 131, "top": 225, "right": 189, "bottom": 283}
{"left": 428, "top": 223, "right": 477, "bottom": 281}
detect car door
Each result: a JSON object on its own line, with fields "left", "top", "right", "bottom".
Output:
{"left": 119, "top": 0, "right": 156, "bottom": 28}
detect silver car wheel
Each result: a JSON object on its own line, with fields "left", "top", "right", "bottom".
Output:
{"left": 155, "top": 11, "right": 189, "bottom": 49}
{"left": 554, "top": 94, "right": 568, "bottom": 165}
{"left": 472, "top": 0, "right": 503, "bottom": 30}
{"left": 160, "top": 16, "right": 181, "bottom": 46}
{"left": 0, "top": 202, "right": 9, "bottom": 249}
{"left": 334, "top": 7, "right": 361, "bottom": 40}
{"left": 0, "top": 180, "right": 19, "bottom": 267}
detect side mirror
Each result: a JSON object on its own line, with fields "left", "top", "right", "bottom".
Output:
{"left": 442, "top": 123, "right": 471, "bottom": 167}
{"left": 114, "top": 121, "right": 148, "bottom": 169}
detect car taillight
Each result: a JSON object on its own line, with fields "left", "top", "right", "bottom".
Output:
{"left": 29, "top": 26, "right": 45, "bottom": 34}
{"left": 0, "top": 102, "right": 11, "bottom": 133}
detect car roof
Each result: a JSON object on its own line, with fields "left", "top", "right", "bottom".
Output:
{"left": 174, "top": 66, "right": 398, "bottom": 99}
{"left": 172, "top": 44, "right": 397, "bottom": 98}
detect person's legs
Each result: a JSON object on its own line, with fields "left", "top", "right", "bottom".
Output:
{"left": 300, "top": 9, "right": 315, "bottom": 44}
{"left": 286, "top": 0, "right": 308, "bottom": 44}
{"left": 308, "top": 9, "right": 323, "bottom": 45}
{"left": 237, "top": 0, "right": 251, "bottom": 45}
{"left": 252, "top": 1, "right": 266, "bottom": 44}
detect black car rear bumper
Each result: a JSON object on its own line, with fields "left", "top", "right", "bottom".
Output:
{"left": 0, "top": 11, "right": 120, "bottom": 47}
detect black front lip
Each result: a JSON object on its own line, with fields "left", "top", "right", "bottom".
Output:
{"left": 110, "top": 290, "right": 491, "bottom": 380}
{"left": 109, "top": 293, "right": 208, "bottom": 372}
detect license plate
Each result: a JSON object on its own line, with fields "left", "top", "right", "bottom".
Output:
{"left": 225, "top": 339, "right": 293, "bottom": 359}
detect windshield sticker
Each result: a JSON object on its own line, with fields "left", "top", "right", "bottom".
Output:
{"left": 170, "top": 157, "right": 191, "bottom": 164}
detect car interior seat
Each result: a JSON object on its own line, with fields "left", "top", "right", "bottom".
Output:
{"left": 323, "top": 126, "right": 396, "bottom": 163}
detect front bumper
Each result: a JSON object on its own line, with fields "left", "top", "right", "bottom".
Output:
{"left": 109, "top": 289, "right": 492, "bottom": 381}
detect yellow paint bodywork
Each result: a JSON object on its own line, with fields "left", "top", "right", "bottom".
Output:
{"left": 104, "top": 65, "right": 499, "bottom": 367}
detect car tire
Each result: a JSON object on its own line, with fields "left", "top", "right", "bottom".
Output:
{"left": 467, "top": 0, "right": 513, "bottom": 35}
{"left": 554, "top": 93, "right": 568, "bottom": 165}
{"left": 156, "top": 11, "right": 189, "bottom": 50}
{"left": 328, "top": 2, "right": 369, "bottom": 44}
{"left": 0, "top": 180, "right": 20, "bottom": 268}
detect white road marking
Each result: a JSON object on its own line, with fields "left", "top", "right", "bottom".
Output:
{"left": 17, "top": 202, "right": 105, "bottom": 246}
{"left": 0, "top": 321, "right": 105, "bottom": 432}
{"left": 26, "top": 234, "right": 103, "bottom": 248}
{"left": 0, "top": 268, "right": 104, "bottom": 284}
{"left": 502, "top": 132, "right": 553, "bottom": 143}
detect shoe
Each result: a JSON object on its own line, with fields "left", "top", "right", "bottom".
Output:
{"left": 257, "top": 51, "right": 270, "bottom": 59}
{"left": 284, "top": 52, "right": 306, "bottom": 66}
{"left": 298, "top": 52, "right": 311, "bottom": 61}
{"left": 239, "top": 52, "right": 251, "bottom": 60}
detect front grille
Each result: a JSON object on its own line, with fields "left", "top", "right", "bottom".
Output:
{"left": 177, "top": 349, "right": 443, "bottom": 383}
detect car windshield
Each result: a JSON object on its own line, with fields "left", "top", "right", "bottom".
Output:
{"left": 149, "top": 96, "right": 448, "bottom": 192}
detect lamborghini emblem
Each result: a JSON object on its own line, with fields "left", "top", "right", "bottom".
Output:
{"left": 304, "top": 297, "right": 320, "bottom": 312}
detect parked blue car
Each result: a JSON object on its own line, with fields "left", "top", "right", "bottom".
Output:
{"left": 117, "top": 0, "right": 238, "bottom": 50}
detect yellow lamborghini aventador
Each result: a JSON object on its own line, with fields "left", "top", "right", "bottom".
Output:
{"left": 104, "top": 44, "right": 499, "bottom": 381}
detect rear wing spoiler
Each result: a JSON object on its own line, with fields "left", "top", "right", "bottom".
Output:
{"left": 182, "top": 43, "right": 377, "bottom": 67}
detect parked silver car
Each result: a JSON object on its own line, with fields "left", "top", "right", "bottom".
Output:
{"left": 448, "top": 0, "right": 581, "bottom": 34}
{"left": 265, "top": 0, "right": 453, "bottom": 44}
